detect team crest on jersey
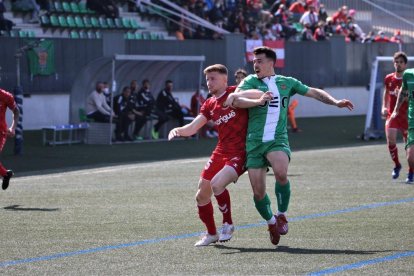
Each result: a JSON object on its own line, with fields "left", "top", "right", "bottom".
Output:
{"left": 280, "top": 84, "right": 287, "bottom": 90}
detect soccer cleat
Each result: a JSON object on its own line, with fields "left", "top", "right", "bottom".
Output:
{"left": 406, "top": 172, "right": 414, "bottom": 184}
{"left": 392, "top": 165, "right": 402, "bottom": 179}
{"left": 194, "top": 233, "right": 219, "bottom": 247}
{"left": 219, "top": 223, "right": 234, "bottom": 242}
{"left": 277, "top": 214, "right": 289, "bottom": 235}
{"left": 267, "top": 217, "right": 280, "bottom": 245}
{"left": 2, "top": 170, "right": 14, "bottom": 190}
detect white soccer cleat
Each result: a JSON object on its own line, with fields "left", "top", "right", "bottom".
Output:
{"left": 194, "top": 233, "right": 219, "bottom": 247}
{"left": 219, "top": 223, "right": 234, "bottom": 242}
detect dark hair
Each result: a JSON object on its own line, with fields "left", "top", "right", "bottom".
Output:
{"left": 122, "top": 86, "right": 131, "bottom": 93}
{"left": 394, "top": 51, "right": 408, "bottom": 64}
{"left": 234, "top": 68, "right": 247, "bottom": 77}
{"left": 165, "top": 80, "right": 173, "bottom": 85}
{"left": 203, "top": 64, "right": 228, "bottom": 75}
{"left": 253, "top": 46, "right": 277, "bottom": 63}
{"left": 142, "top": 79, "right": 150, "bottom": 85}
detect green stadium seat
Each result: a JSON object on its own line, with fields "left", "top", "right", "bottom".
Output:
{"left": 74, "top": 16, "right": 84, "bottom": 28}
{"left": 90, "top": 17, "right": 100, "bottom": 28}
{"left": 114, "top": 18, "right": 123, "bottom": 29}
{"left": 106, "top": 18, "right": 116, "bottom": 28}
{"left": 79, "top": 30, "right": 87, "bottom": 39}
{"left": 83, "top": 16, "right": 92, "bottom": 28}
{"left": 19, "top": 30, "right": 27, "bottom": 37}
{"left": 135, "top": 32, "right": 142, "bottom": 39}
{"left": 66, "top": 15, "right": 76, "bottom": 28}
{"left": 130, "top": 18, "right": 141, "bottom": 29}
{"left": 40, "top": 15, "right": 50, "bottom": 26}
{"left": 9, "top": 30, "right": 18, "bottom": 37}
{"left": 78, "top": 2, "right": 94, "bottom": 14}
{"left": 142, "top": 33, "right": 149, "bottom": 40}
{"left": 62, "top": 2, "right": 71, "bottom": 13}
{"left": 87, "top": 30, "right": 96, "bottom": 39}
{"left": 50, "top": 15, "right": 60, "bottom": 27}
{"left": 54, "top": 1, "right": 63, "bottom": 13}
{"left": 58, "top": 15, "right": 68, "bottom": 27}
{"left": 99, "top": 17, "right": 108, "bottom": 29}
{"left": 70, "top": 30, "right": 80, "bottom": 39}
{"left": 122, "top": 18, "right": 132, "bottom": 29}
{"left": 125, "top": 32, "right": 135, "bottom": 40}
{"left": 28, "top": 30, "right": 36, "bottom": 38}
{"left": 95, "top": 31, "right": 102, "bottom": 39}
{"left": 70, "top": 2, "right": 80, "bottom": 14}
{"left": 150, "top": 33, "right": 158, "bottom": 40}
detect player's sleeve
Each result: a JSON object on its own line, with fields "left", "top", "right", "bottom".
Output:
{"left": 402, "top": 72, "right": 408, "bottom": 91}
{"left": 236, "top": 75, "right": 255, "bottom": 91}
{"left": 5, "top": 91, "right": 17, "bottom": 110}
{"left": 199, "top": 100, "right": 211, "bottom": 120}
{"left": 289, "top": 77, "right": 309, "bottom": 96}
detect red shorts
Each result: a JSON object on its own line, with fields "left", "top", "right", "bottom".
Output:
{"left": 201, "top": 151, "right": 246, "bottom": 181}
{"left": 0, "top": 133, "right": 7, "bottom": 151}
{"left": 386, "top": 115, "right": 408, "bottom": 132}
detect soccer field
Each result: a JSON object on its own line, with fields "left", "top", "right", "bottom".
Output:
{"left": 1, "top": 143, "right": 413, "bottom": 275}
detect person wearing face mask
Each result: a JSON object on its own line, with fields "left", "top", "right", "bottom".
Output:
{"left": 86, "top": 81, "right": 116, "bottom": 123}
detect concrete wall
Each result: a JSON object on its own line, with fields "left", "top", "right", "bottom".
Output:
{"left": 12, "top": 87, "right": 368, "bottom": 130}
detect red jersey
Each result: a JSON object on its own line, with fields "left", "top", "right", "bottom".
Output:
{"left": 384, "top": 73, "right": 407, "bottom": 118}
{"left": 200, "top": 86, "right": 248, "bottom": 155}
{"left": 0, "top": 89, "right": 17, "bottom": 133}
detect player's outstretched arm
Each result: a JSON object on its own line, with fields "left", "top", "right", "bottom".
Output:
{"left": 226, "top": 91, "right": 273, "bottom": 109}
{"left": 168, "top": 115, "right": 207, "bottom": 140}
{"left": 305, "top": 88, "right": 354, "bottom": 111}
{"left": 391, "top": 87, "right": 408, "bottom": 119}
{"left": 225, "top": 89, "right": 265, "bottom": 108}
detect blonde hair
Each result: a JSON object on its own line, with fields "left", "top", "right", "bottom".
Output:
{"left": 203, "top": 64, "right": 228, "bottom": 75}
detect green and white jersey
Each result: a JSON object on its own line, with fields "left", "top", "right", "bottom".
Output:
{"left": 238, "top": 74, "right": 309, "bottom": 144}
{"left": 403, "top": 69, "right": 414, "bottom": 128}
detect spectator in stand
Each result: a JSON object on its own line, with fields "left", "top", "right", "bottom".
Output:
{"left": 313, "top": 21, "right": 327, "bottom": 41}
{"left": 234, "top": 68, "right": 247, "bottom": 85}
{"left": 209, "top": 0, "right": 226, "bottom": 28}
{"left": 136, "top": 79, "right": 168, "bottom": 139}
{"left": 332, "top": 5, "right": 348, "bottom": 25}
{"left": 156, "top": 80, "right": 185, "bottom": 127}
{"left": 289, "top": 0, "right": 306, "bottom": 22}
{"left": 299, "top": 2, "right": 318, "bottom": 32}
{"left": 345, "top": 16, "right": 365, "bottom": 42}
{"left": 362, "top": 30, "right": 375, "bottom": 43}
{"left": 86, "top": 82, "right": 116, "bottom": 123}
{"left": 318, "top": 3, "right": 328, "bottom": 22}
{"left": 113, "top": 86, "right": 135, "bottom": 141}
{"left": 324, "top": 16, "right": 335, "bottom": 37}
{"left": 102, "top": 81, "right": 111, "bottom": 106}
{"left": 390, "top": 30, "right": 403, "bottom": 44}
{"left": 191, "top": 88, "right": 206, "bottom": 117}
{"left": 301, "top": 24, "right": 315, "bottom": 41}
{"left": 374, "top": 30, "right": 391, "bottom": 43}
{"left": 0, "top": 0, "right": 14, "bottom": 35}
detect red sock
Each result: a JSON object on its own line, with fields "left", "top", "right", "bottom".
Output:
{"left": 0, "top": 163, "right": 7, "bottom": 177}
{"left": 409, "top": 167, "right": 414, "bottom": 174}
{"left": 214, "top": 189, "right": 233, "bottom": 225}
{"left": 197, "top": 202, "right": 216, "bottom": 235}
{"left": 388, "top": 144, "right": 401, "bottom": 167}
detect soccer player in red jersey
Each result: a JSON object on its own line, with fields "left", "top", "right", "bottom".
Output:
{"left": 381, "top": 52, "right": 412, "bottom": 182}
{"left": 0, "top": 88, "right": 20, "bottom": 190}
{"left": 168, "top": 64, "right": 272, "bottom": 246}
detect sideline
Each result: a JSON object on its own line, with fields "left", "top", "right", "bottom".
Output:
{"left": 1, "top": 197, "right": 413, "bottom": 268}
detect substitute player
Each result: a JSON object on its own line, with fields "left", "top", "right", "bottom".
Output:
{"left": 0, "top": 88, "right": 20, "bottom": 190}
{"left": 168, "top": 64, "right": 272, "bottom": 246}
{"left": 392, "top": 67, "right": 414, "bottom": 184}
{"left": 226, "top": 46, "right": 354, "bottom": 245}
{"left": 381, "top": 52, "right": 412, "bottom": 182}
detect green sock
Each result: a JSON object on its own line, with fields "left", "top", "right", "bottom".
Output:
{"left": 254, "top": 193, "right": 273, "bottom": 221}
{"left": 275, "top": 181, "right": 291, "bottom": 213}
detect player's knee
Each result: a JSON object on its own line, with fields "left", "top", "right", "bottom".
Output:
{"left": 274, "top": 171, "right": 288, "bottom": 183}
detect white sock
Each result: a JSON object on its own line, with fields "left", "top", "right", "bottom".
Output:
{"left": 277, "top": 211, "right": 286, "bottom": 217}
{"left": 267, "top": 216, "right": 276, "bottom": 225}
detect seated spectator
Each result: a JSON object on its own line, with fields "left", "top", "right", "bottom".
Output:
{"left": 318, "top": 3, "right": 328, "bottom": 22}
{"left": 313, "top": 21, "right": 327, "bottom": 41}
{"left": 332, "top": 5, "right": 348, "bottom": 25}
{"left": 156, "top": 80, "right": 184, "bottom": 127}
{"left": 86, "top": 82, "right": 116, "bottom": 123}
{"left": 362, "top": 30, "right": 375, "bottom": 43}
{"left": 324, "top": 16, "right": 335, "bottom": 37}
{"left": 289, "top": 0, "right": 306, "bottom": 22}
{"left": 102, "top": 81, "right": 111, "bottom": 106}
{"left": 113, "top": 86, "right": 135, "bottom": 141}
{"left": 390, "top": 30, "right": 403, "bottom": 44}
{"left": 87, "top": 0, "right": 119, "bottom": 18}
{"left": 301, "top": 24, "right": 315, "bottom": 41}
{"left": 374, "top": 30, "right": 390, "bottom": 42}
{"left": 136, "top": 79, "right": 168, "bottom": 139}
{"left": 234, "top": 68, "right": 248, "bottom": 85}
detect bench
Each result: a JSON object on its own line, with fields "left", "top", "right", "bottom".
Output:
{"left": 42, "top": 123, "right": 89, "bottom": 146}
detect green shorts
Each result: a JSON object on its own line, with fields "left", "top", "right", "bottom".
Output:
{"left": 246, "top": 140, "right": 291, "bottom": 168}
{"left": 406, "top": 128, "right": 414, "bottom": 150}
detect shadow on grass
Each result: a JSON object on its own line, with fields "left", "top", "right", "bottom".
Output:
{"left": 214, "top": 244, "right": 394, "bottom": 255}
{"left": 3, "top": 205, "right": 60, "bottom": 212}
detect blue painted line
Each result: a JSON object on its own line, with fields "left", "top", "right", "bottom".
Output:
{"left": 308, "top": 251, "right": 414, "bottom": 275}
{"left": 1, "top": 197, "right": 413, "bottom": 268}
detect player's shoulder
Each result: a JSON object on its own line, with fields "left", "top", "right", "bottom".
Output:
{"left": 0, "top": 89, "right": 13, "bottom": 99}
{"left": 384, "top": 73, "right": 394, "bottom": 81}
{"left": 403, "top": 68, "right": 414, "bottom": 77}
{"left": 226, "top": 86, "right": 237, "bottom": 93}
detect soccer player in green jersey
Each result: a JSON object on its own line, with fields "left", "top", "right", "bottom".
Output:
{"left": 391, "top": 67, "right": 414, "bottom": 184}
{"left": 226, "top": 46, "right": 354, "bottom": 245}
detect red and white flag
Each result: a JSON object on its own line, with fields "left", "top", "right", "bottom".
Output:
{"left": 245, "top": 39, "right": 285, "bottom": 68}
{"left": 264, "top": 40, "right": 285, "bottom": 68}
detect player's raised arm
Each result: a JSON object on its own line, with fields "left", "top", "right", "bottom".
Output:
{"left": 391, "top": 86, "right": 408, "bottom": 119}
{"left": 305, "top": 87, "right": 354, "bottom": 110}
{"left": 168, "top": 114, "right": 208, "bottom": 140}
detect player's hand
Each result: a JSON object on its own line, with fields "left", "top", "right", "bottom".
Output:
{"left": 7, "top": 127, "right": 15, "bottom": 137}
{"left": 168, "top": 128, "right": 179, "bottom": 140}
{"left": 224, "top": 94, "right": 236, "bottom": 108}
{"left": 336, "top": 99, "right": 354, "bottom": 111}
{"left": 259, "top": 91, "right": 273, "bottom": 105}
{"left": 381, "top": 108, "right": 388, "bottom": 117}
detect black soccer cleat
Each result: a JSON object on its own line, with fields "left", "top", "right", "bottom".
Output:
{"left": 2, "top": 170, "right": 14, "bottom": 190}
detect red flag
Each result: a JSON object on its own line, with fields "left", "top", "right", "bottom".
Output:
{"left": 245, "top": 39, "right": 263, "bottom": 62}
